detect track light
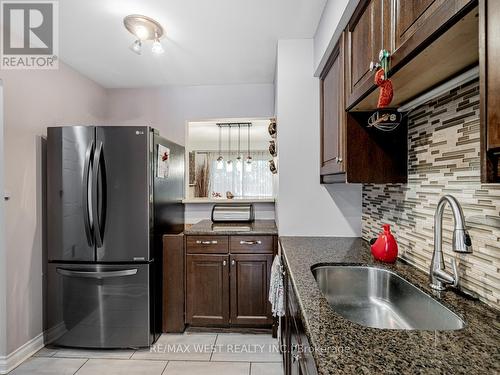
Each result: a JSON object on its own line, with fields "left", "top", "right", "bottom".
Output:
{"left": 129, "top": 39, "right": 142, "bottom": 55}
{"left": 124, "top": 15, "right": 165, "bottom": 56}
{"left": 151, "top": 37, "right": 164, "bottom": 55}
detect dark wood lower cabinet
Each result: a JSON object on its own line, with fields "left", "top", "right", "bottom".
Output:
{"left": 230, "top": 254, "right": 273, "bottom": 326}
{"left": 186, "top": 254, "right": 229, "bottom": 326}
{"left": 282, "top": 256, "right": 318, "bottom": 375}
{"left": 185, "top": 235, "right": 276, "bottom": 329}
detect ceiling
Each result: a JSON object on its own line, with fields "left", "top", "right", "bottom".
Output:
{"left": 188, "top": 119, "right": 271, "bottom": 151}
{"left": 59, "top": 0, "right": 327, "bottom": 88}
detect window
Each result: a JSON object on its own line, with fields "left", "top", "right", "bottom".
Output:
{"left": 209, "top": 151, "right": 273, "bottom": 198}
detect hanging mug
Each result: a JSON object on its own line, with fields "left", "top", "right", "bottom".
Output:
{"left": 268, "top": 119, "right": 277, "bottom": 138}
{"left": 269, "top": 160, "right": 277, "bottom": 174}
{"left": 269, "top": 140, "right": 277, "bottom": 157}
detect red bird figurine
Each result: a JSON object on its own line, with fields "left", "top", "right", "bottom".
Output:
{"left": 374, "top": 69, "right": 393, "bottom": 108}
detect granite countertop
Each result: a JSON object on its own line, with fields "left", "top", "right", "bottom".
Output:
{"left": 280, "top": 237, "right": 500, "bottom": 374}
{"left": 184, "top": 220, "right": 277, "bottom": 236}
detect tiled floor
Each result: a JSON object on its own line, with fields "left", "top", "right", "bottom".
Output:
{"left": 9, "top": 333, "right": 283, "bottom": 375}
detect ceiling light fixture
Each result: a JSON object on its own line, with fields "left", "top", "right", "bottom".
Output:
{"left": 124, "top": 15, "right": 165, "bottom": 55}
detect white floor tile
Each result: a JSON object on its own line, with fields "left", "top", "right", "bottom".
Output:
{"left": 211, "top": 334, "right": 281, "bottom": 363}
{"left": 131, "top": 333, "right": 216, "bottom": 361}
{"left": 33, "top": 347, "right": 58, "bottom": 357}
{"left": 163, "top": 361, "right": 249, "bottom": 375}
{"left": 75, "top": 359, "right": 167, "bottom": 375}
{"left": 251, "top": 362, "right": 284, "bottom": 375}
{"left": 52, "top": 348, "right": 135, "bottom": 359}
{"left": 9, "top": 357, "right": 87, "bottom": 375}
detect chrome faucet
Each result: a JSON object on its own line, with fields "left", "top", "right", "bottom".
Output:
{"left": 430, "top": 195, "right": 473, "bottom": 291}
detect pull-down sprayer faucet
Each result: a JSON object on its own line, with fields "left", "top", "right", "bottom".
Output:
{"left": 429, "top": 195, "right": 473, "bottom": 291}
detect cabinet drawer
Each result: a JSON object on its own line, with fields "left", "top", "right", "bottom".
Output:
{"left": 186, "top": 236, "right": 229, "bottom": 254}
{"left": 230, "top": 236, "right": 274, "bottom": 254}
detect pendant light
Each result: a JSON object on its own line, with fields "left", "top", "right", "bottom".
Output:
{"left": 245, "top": 125, "right": 252, "bottom": 172}
{"left": 226, "top": 126, "right": 233, "bottom": 172}
{"left": 236, "top": 124, "right": 243, "bottom": 172}
{"left": 216, "top": 125, "right": 224, "bottom": 169}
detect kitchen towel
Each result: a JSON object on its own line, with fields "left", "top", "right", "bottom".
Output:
{"left": 268, "top": 255, "right": 285, "bottom": 317}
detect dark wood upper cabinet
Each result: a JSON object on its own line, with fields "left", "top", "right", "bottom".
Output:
{"left": 394, "top": 0, "right": 447, "bottom": 51}
{"left": 186, "top": 254, "right": 229, "bottom": 326}
{"left": 229, "top": 254, "right": 273, "bottom": 326}
{"left": 320, "top": 33, "right": 408, "bottom": 184}
{"left": 348, "top": 0, "right": 478, "bottom": 110}
{"left": 480, "top": 0, "right": 500, "bottom": 182}
{"left": 392, "top": 0, "right": 476, "bottom": 64}
{"left": 346, "top": 0, "right": 391, "bottom": 108}
{"left": 320, "top": 36, "right": 345, "bottom": 178}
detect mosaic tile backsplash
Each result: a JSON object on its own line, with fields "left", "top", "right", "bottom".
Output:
{"left": 362, "top": 80, "right": 500, "bottom": 309}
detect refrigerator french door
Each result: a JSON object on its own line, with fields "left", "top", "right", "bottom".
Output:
{"left": 46, "top": 126, "right": 176, "bottom": 348}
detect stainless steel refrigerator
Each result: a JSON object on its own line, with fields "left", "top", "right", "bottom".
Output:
{"left": 45, "top": 126, "right": 184, "bottom": 348}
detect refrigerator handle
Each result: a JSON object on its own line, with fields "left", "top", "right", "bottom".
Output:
{"left": 82, "top": 140, "right": 94, "bottom": 246}
{"left": 92, "top": 141, "right": 106, "bottom": 247}
{"left": 56, "top": 267, "right": 138, "bottom": 279}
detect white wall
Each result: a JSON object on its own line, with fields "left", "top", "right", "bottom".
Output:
{"left": 0, "top": 64, "right": 108, "bottom": 356}
{"left": 106, "top": 84, "right": 275, "bottom": 146}
{"left": 106, "top": 83, "right": 275, "bottom": 223}
{"left": 275, "top": 39, "right": 361, "bottom": 236}
{"left": 313, "top": 0, "right": 359, "bottom": 75}
{"left": 0, "top": 83, "right": 7, "bottom": 359}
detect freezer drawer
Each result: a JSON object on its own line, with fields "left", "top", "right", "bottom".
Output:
{"left": 46, "top": 263, "right": 152, "bottom": 348}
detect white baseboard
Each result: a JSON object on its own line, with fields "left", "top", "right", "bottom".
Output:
{"left": 0, "top": 333, "right": 44, "bottom": 374}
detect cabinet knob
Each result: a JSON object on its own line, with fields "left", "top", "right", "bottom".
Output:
{"left": 231, "top": 260, "right": 235, "bottom": 266}
{"left": 223, "top": 260, "right": 227, "bottom": 266}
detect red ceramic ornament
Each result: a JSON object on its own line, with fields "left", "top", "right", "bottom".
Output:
{"left": 374, "top": 69, "right": 393, "bottom": 108}
{"left": 370, "top": 224, "right": 398, "bottom": 263}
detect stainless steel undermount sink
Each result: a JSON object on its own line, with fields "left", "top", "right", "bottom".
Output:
{"left": 312, "top": 265, "right": 466, "bottom": 331}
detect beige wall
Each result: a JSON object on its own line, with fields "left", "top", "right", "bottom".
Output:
{"left": 0, "top": 70, "right": 275, "bottom": 355}
{"left": 106, "top": 83, "right": 275, "bottom": 145}
{"left": 0, "top": 83, "right": 7, "bottom": 357}
{"left": 0, "top": 63, "right": 108, "bottom": 353}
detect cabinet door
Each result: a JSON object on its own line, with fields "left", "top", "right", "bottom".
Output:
{"left": 186, "top": 254, "right": 229, "bottom": 325}
{"left": 394, "top": 0, "right": 445, "bottom": 51}
{"left": 392, "top": 0, "right": 473, "bottom": 61}
{"left": 320, "top": 37, "right": 345, "bottom": 177}
{"left": 229, "top": 254, "right": 273, "bottom": 326}
{"left": 346, "top": 0, "right": 390, "bottom": 107}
